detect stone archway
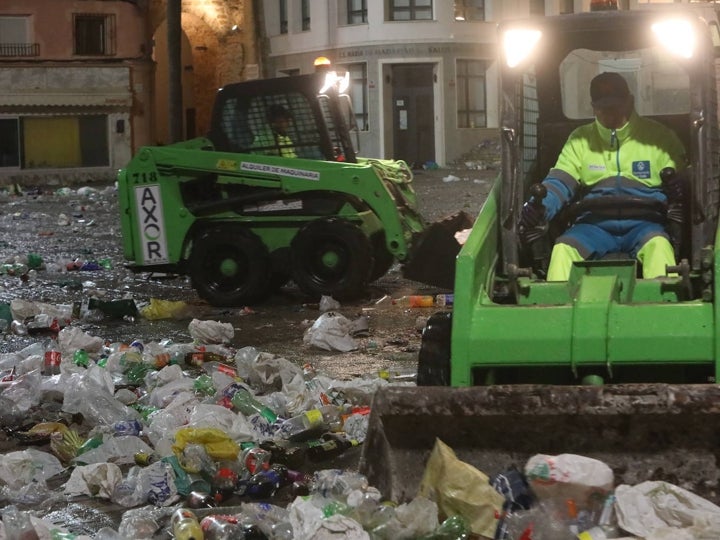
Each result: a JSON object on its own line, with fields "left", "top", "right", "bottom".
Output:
{"left": 148, "top": 0, "right": 252, "bottom": 144}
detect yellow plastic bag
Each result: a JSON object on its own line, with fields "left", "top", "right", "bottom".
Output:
{"left": 140, "top": 298, "right": 191, "bottom": 320}
{"left": 23, "top": 422, "right": 84, "bottom": 464}
{"left": 172, "top": 427, "right": 239, "bottom": 462}
{"left": 418, "top": 438, "right": 504, "bottom": 538}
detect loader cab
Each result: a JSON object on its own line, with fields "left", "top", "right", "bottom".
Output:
{"left": 498, "top": 8, "right": 720, "bottom": 297}
{"left": 207, "top": 72, "right": 359, "bottom": 163}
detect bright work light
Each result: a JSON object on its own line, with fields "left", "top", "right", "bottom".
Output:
{"left": 503, "top": 29, "right": 542, "bottom": 68}
{"left": 652, "top": 18, "right": 695, "bottom": 59}
{"left": 320, "top": 71, "right": 350, "bottom": 94}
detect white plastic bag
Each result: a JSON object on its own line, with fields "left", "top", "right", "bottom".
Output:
{"left": 188, "top": 318, "right": 234, "bottom": 343}
{"left": 524, "top": 453, "right": 614, "bottom": 509}
{"left": 303, "top": 312, "right": 358, "bottom": 352}
{"left": 615, "top": 481, "right": 720, "bottom": 537}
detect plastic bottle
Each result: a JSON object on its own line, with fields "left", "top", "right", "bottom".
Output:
{"left": 275, "top": 406, "right": 338, "bottom": 441}
{"left": 1, "top": 504, "right": 39, "bottom": 540}
{"left": 203, "top": 360, "right": 239, "bottom": 379}
{"left": 171, "top": 508, "right": 204, "bottom": 540}
{"left": 73, "top": 348, "right": 90, "bottom": 367}
{"left": 43, "top": 338, "right": 61, "bottom": 375}
{"left": 306, "top": 432, "right": 359, "bottom": 462}
{"left": 393, "top": 295, "right": 435, "bottom": 307}
{"left": 230, "top": 387, "right": 278, "bottom": 423}
{"left": 419, "top": 514, "right": 469, "bottom": 539}
{"left": 241, "top": 466, "right": 288, "bottom": 498}
{"left": 375, "top": 367, "right": 417, "bottom": 383}
{"left": 577, "top": 494, "right": 620, "bottom": 539}
{"left": 200, "top": 515, "right": 241, "bottom": 540}
{"left": 435, "top": 293, "right": 454, "bottom": 307}
{"left": 193, "top": 374, "right": 216, "bottom": 396}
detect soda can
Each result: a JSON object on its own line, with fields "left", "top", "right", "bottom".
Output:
{"left": 211, "top": 467, "right": 238, "bottom": 503}
{"left": 153, "top": 352, "right": 170, "bottom": 368}
{"left": 113, "top": 419, "right": 142, "bottom": 437}
{"left": 242, "top": 447, "right": 271, "bottom": 475}
{"left": 134, "top": 451, "right": 154, "bottom": 466}
{"left": 186, "top": 347, "right": 206, "bottom": 367}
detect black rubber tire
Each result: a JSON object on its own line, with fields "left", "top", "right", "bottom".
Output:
{"left": 290, "top": 218, "right": 372, "bottom": 300}
{"left": 189, "top": 226, "right": 271, "bottom": 306}
{"left": 369, "top": 231, "right": 395, "bottom": 283}
{"left": 417, "top": 311, "right": 452, "bottom": 386}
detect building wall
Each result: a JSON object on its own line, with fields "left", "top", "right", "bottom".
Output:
{"left": 0, "top": 0, "right": 152, "bottom": 184}
{"left": 258, "top": 0, "right": 698, "bottom": 166}
{"left": 259, "top": 1, "right": 522, "bottom": 166}
{"left": 0, "top": 0, "right": 258, "bottom": 185}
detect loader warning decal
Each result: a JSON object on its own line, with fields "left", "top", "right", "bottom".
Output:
{"left": 240, "top": 161, "right": 320, "bottom": 181}
{"left": 134, "top": 185, "right": 169, "bottom": 265}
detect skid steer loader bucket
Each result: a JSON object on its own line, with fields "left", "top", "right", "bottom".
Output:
{"left": 402, "top": 211, "right": 474, "bottom": 289}
{"left": 359, "top": 384, "right": 720, "bottom": 505}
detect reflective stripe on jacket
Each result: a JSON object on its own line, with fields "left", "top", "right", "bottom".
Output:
{"left": 541, "top": 111, "right": 686, "bottom": 220}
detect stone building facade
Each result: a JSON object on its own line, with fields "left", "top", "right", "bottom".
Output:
{"left": 0, "top": 0, "right": 257, "bottom": 185}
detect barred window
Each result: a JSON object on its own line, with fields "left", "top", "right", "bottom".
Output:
{"left": 457, "top": 59, "right": 487, "bottom": 128}
{"left": 347, "top": 0, "right": 368, "bottom": 24}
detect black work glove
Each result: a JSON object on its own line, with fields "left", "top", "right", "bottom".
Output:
{"left": 519, "top": 200, "right": 546, "bottom": 230}
{"left": 661, "top": 167, "right": 684, "bottom": 203}
{"left": 519, "top": 201, "right": 548, "bottom": 245}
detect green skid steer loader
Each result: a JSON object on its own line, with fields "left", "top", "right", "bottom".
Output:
{"left": 117, "top": 70, "right": 469, "bottom": 306}
{"left": 360, "top": 6, "right": 720, "bottom": 506}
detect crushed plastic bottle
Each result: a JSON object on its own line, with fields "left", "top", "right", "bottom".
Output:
{"left": 1, "top": 504, "right": 39, "bottom": 540}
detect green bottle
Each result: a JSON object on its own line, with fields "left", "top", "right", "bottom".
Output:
{"left": 73, "top": 348, "right": 90, "bottom": 367}
{"left": 230, "top": 388, "right": 278, "bottom": 423}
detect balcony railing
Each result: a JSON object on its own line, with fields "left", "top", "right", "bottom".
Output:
{"left": 0, "top": 43, "right": 40, "bottom": 57}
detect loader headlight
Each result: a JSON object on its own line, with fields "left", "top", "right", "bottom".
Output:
{"left": 320, "top": 71, "right": 350, "bottom": 94}
{"left": 652, "top": 18, "right": 695, "bottom": 59}
{"left": 503, "top": 28, "right": 542, "bottom": 68}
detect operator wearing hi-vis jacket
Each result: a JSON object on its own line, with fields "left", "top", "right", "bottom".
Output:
{"left": 520, "top": 71, "right": 688, "bottom": 281}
